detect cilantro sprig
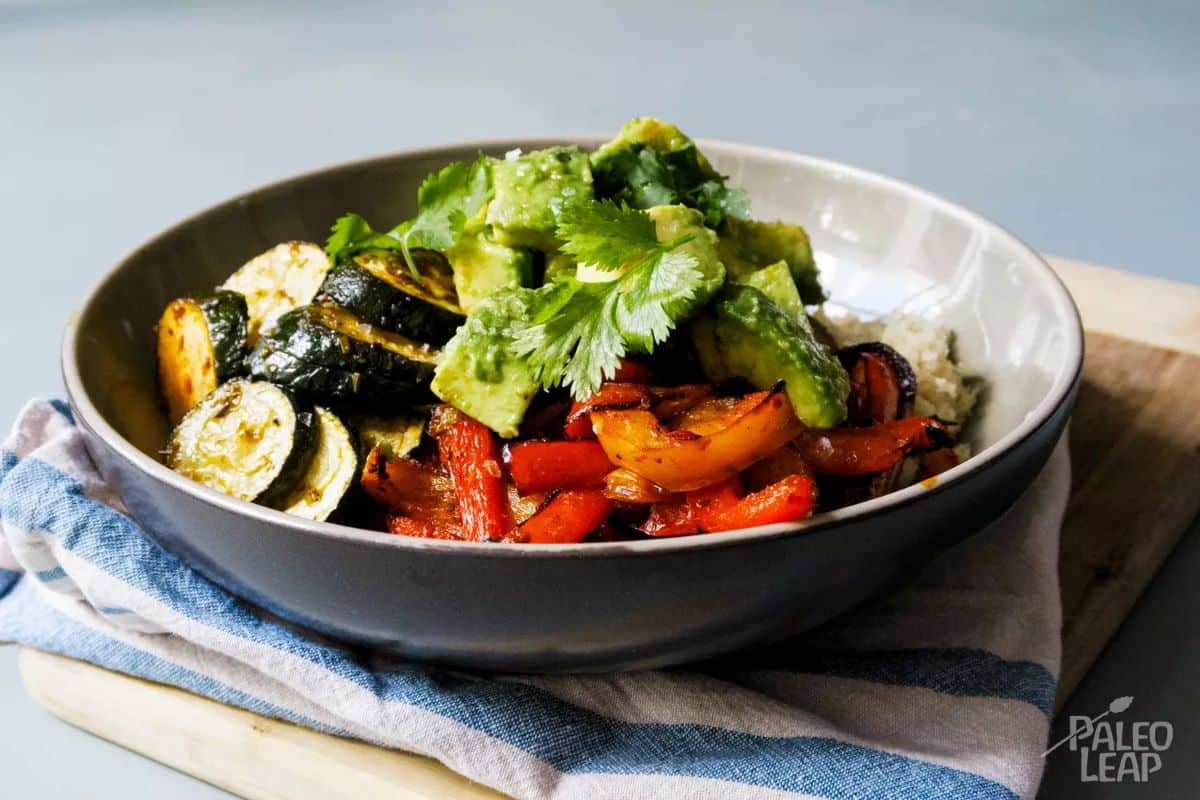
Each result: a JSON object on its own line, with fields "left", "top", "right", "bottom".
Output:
{"left": 592, "top": 143, "right": 749, "bottom": 227}
{"left": 324, "top": 154, "right": 492, "bottom": 281}
{"left": 512, "top": 201, "right": 706, "bottom": 398}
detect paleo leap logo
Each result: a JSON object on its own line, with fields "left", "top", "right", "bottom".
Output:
{"left": 1043, "top": 696, "right": 1173, "bottom": 783}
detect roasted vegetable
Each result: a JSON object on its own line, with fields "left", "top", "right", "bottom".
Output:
{"left": 360, "top": 446, "right": 457, "bottom": 525}
{"left": 796, "top": 417, "right": 953, "bottom": 476}
{"left": 602, "top": 468, "right": 673, "bottom": 504}
{"left": 317, "top": 250, "right": 464, "bottom": 345}
{"left": 221, "top": 242, "right": 331, "bottom": 343}
{"left": 431, "top": 407, "right": 512, "bottom": 541}
{"left": 505, "top": 440, "right": 614, "bottom": 493}
{"left": 518, "top": 489, "right": 613, "bottom": 544}
{"left": 247, "top": 304, "right": 438, "bottom": 408}
{"left": 156, "top": 291, "right": 249, "bottom": 424}
{"left": 641, "top": 474, "right": 817, "bottom": 536}
{"left": 563, "top": 383, "right": 653, "bottom": 439}
{"left": 353, "top": 414, "right": 424, "bottom": 460}
{"left": 838, "top": 343, "right": 917, "bottom": 425}
{"left": 277, "top": 407, "right": 358, "bottom": 521}
{"left": 591, "top": 386, "right": 802, "bottom": 492}
{"left": 166, "top": 380, "right": 316, "bottom": 505}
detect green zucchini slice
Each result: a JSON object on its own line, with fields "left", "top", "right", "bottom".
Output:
{"left": 247, "top": 304, "right": 439, "bottom": 407}
{"left": 277, "top": 407, "right": 358, "bottom": 521}
{"left": 352, "top": 414, "right": 425, "bottom": 460}
{"left": 221, "top": 242, "right": 331, "bottom": 343}
{"left": 166, "top": 379, "right": 316, "bottom": 504}
{"left": 156, "top": 291, "right": 250, "bottom": 424}
{"left": 316, "top": 250, "right": 464, "bottom": 345}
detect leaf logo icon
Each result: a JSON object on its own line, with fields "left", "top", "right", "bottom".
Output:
{"left": 1109, "top": 696, "right": 1134, "bottom": 714}
{"left": 1041, "top": 695, "right": 1137, "bottom": 757}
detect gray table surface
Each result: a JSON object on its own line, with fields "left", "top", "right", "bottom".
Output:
{"left": 1, "top": 1, "right": 1197, "bottom": 797}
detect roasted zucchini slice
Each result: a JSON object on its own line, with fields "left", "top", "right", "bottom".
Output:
{"left": 352, "top": 414, "right": 425, "bottom": 460}
{"left": 156, "top": 290, "right": 250, "bottom": 424}
{"left": 221, "top": 242, "right": 331, "bottom": 343}
{"left": 315, "top": 249, "right": 464, "bottom": 344}
{"left": 166, "top": 379, "right": 316, "bottom": 504}
{"left": 247, "top": 304, "right": 439, "bottom": 407}
{"left": 277, "top": 407, "right": 358, "bottom": 521}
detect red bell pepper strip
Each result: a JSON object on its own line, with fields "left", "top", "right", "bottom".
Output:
{"left": 641, "top": 479, "right": 740, "bottom": 537}
{"left": 431, "top": 407, "right": 512, "bottom": 541}
{"left": 698, "top": 475, "right": 817, "bottom": 532}
{"left": 360, "top": 446, "right": 457, "bottom": 524}
{"left": 505, "top": 440, "right": 615, "bottom": 493}
{"left": 795, "top": 417, "right": 953, "bottom": 476}
{"left": 641, "top": 474, "right": 817, "bottom": 536}
{"left": 742, "top": 442, "right": 814, "bottom": 491}
{"left": 563, "top": 382, "right": 652, "bottom": 439}
{"left": 518, "top": 489, "right": 613, "bottom": 544}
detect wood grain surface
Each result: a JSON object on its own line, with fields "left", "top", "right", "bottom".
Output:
{"left": 15, "top": 257, "right": 1200, "bottom": 798}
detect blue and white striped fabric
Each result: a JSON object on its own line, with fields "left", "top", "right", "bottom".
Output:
{"left": 0, "top": 400, "right": 1068, "bottom": 799}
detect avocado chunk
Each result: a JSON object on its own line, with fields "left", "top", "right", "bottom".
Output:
{"left": 591, "top": 117, "right": 748, "bottom": 227}
{"left": 717, "top": 217, "right": 825, "bottom": 304}
{"left": 737, "top": 260, "right": 806, "bottom": 322}
{"left": 573, "top": 205, "right": 726, "bottom": 324}
{"left": 592, "top": 117, "right": 712, "bottom": 172}
{"left": 444, "top": 226, "right": 533, "bottom": 311}
{"left": 486, "top": 146, "right": 594, "bottom": 251}
{"left": 692, "top": 283, "right": 848, "bottom": 427}
{"left": 430, "top": 289, "right": 541, "bottom": 438}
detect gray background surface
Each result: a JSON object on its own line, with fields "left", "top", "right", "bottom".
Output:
{"left": 1, "top": 1, "right": 1196, "bottom": 797}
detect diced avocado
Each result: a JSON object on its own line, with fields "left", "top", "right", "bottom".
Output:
{"left": 444, "top": 226, "right": 533, "bottom": 312}
{"left": 486, "top": 146, "right": 594, "bottom": 251}
{"left": 717, "top": 217, "right": 824, "bottom": 304}
{"left": 737, "top": 260, "right": 806, "bottom": 322}
{"left": 430, "top": 289, "right": 541, "bottom": 438}
{"left": 591, "top": 118, "right": 746, "bottom": 227}
{"left": 591, "top": 117, "right": 712, "bottom": 173}
{"left": 692, "top": 283, "right": 848, "bottom": 427}
{"left": 647, "top": 205, "right": 726, "bottom": 303}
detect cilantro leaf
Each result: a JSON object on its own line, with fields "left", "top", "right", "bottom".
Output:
{"left": 323, "top": 154, "right": 493, "bottom": 281}
{"left": 395, "top": 154, "right": 493, "bottom": 277}
{"left": 324, "top": 213, "right": 403, "bottom": 265}
{"left": 592, "top": 142, "right": 749, "bottom": 227}
{"left": 556, "top": 198, "right": 660, "bottom": 270}
{"left": 513, "top": 201, "right": 706, "bottom": 398}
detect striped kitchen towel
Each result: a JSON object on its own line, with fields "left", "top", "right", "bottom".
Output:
{"left": 0, "top": 400, "right": 1067, "bottom": 799}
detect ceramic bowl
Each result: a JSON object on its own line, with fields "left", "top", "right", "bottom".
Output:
{"left": 62, "top": 138, "right": 1082, "bottom": 671}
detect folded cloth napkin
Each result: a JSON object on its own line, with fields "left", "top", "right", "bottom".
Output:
{"left": 0, "top": 400, "right": 1068, "bottom": 799}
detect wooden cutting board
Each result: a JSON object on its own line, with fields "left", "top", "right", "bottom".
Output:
{"left": 15, "top": 257, "right": 1200, "bottom": 800}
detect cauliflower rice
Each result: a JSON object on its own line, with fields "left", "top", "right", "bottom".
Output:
{"left": 813, "top": 309, "right": 978, "bottom": 430}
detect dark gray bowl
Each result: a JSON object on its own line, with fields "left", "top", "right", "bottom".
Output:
{"left": 62, "top": 138, "right": 1082, "bottom": 672}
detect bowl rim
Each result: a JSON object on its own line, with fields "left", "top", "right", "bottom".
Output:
{"left": 62, "top": 135, "right": 1084, "bottom": 559}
